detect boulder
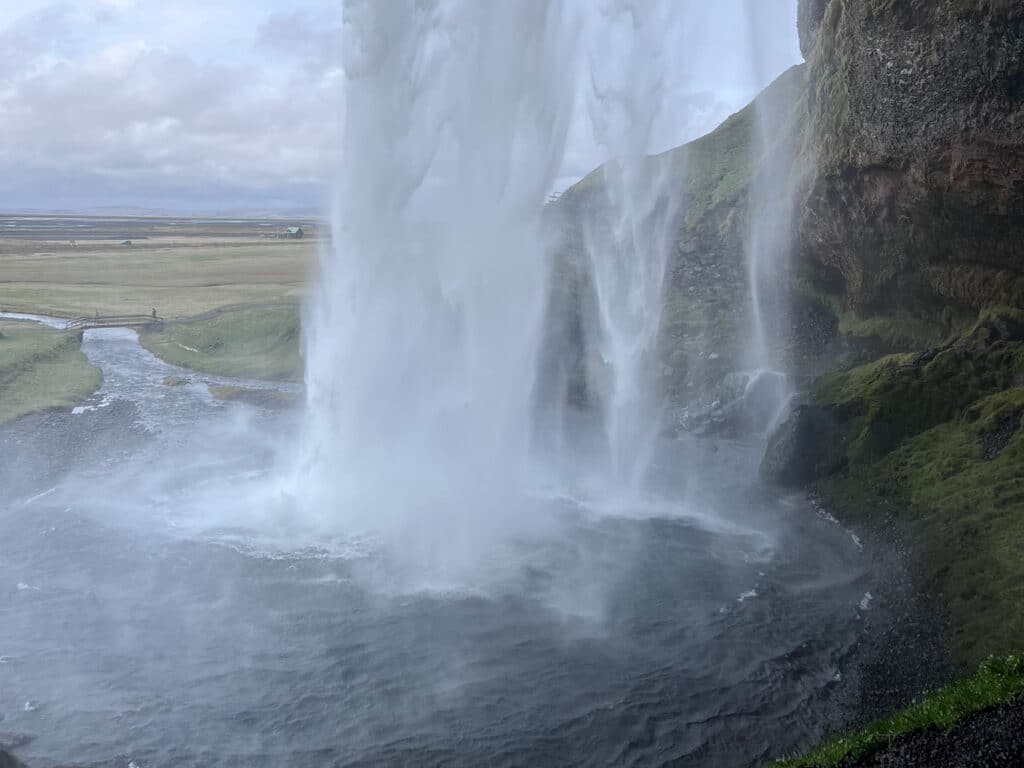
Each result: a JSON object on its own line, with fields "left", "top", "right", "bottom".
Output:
{"left": 686, "top": 369, "right": 791, "bottom": 438}
{"left": 759, "top": 403, "right": 838, "bottom": 486}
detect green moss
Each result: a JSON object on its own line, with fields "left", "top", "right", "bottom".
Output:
{"left": 815, "top": 308, "right": 1024, "bottom": 463}
{"left": 812, "top": 308, "right": 1024, "bottom": 663}
{"left": 773, "top": 654, "right": 1024, "bottom": 767}
{"left": 140, "top": 302, "right": 301, "bottom": 381}
{"left": 836, "top": 311, "right": 947, "bottom": 350}
{"left": 0, "top": 321, "right": 102, "bottom": 423}
{"left": 805, "top": 0, "right": 852, "bottom": 170}
{"left": 878, "top": 393, "right": 1024, "bottom": 661}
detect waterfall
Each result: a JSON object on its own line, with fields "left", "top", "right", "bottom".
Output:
{"left": 739, "top": 4, "right": 801, "bottom": 431}
{"left": 296, "top": 0, "right": 576, "bottom": 562}
{"left": 580, "top": 2, "right": 684, "bottom": 492}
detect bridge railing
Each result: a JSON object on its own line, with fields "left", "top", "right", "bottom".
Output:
{"left": 65, "top": 315, "right": 162, "bottom": 330}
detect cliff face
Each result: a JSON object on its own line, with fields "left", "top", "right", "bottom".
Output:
{"left": 544, "top": 65, "right": 806, "bottom": 412}
{"left": 798, "top": 0, "right": 1024, "bottom": 317}
{"left": 784, "top": 0, "right": 1024, "bottom": 665}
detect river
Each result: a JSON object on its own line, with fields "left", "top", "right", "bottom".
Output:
{"left": 0, "top": 318, "right": 883, "bottom": 767}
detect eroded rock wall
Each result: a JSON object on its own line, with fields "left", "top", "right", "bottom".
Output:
{"left": 798, "top": 0, "right": 1024, "bottom": 314}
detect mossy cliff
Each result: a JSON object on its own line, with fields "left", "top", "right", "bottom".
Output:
{"left": 796, "top": 0, "right": 1024, "bottom": 321}
{"left": 787, "top": 309, "right": 1024, "bottom": 664}
{"left": 774, "top": 0, "right": 1024, "bottom": 669}
{"left": 542, "top": 64, "right": 807, "bottom": 408}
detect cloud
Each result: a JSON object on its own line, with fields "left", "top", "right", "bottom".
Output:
{"left": 0, "top": 1, "right": 801, "bottom": 212}
{"left": 0, "top": 2, "right": 341, "bottom": 211}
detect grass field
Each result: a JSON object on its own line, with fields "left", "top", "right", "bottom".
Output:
{"left": 0, "top": 321, "right": 102, "bottom": 423}
{"left": 0, "top": 222, "right": 316, "bottom": 382}
{"left": 0, "top": 238, "right": 314, "bottom": 319}
{"left": 140, "top": 303, "right": 303, "bottom": 381}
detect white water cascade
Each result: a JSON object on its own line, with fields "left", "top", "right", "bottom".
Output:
{"left": 732, "top": 3, "right": 802, "bottom": 434}
{"left": 742, "top": 4, "right": 799, "bottom": 378}
{"left": 296, "top": 1, "right": 577, "bottom": 569}
{"left": 581, "top": 3, "right": 684, "bottom": 492}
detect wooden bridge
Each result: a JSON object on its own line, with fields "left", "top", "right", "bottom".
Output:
{"left": 65, "top": 314, "right": 162, "bottom": 330}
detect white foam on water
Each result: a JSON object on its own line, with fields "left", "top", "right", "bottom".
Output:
{"left": 22, "top": 487, "right": 56, "bottom": 506}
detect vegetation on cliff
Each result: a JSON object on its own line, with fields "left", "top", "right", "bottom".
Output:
{"left": 810, "top": 313, "right": 1024, "bottom": 665}
{"left": 762, "top": 0, "right": 1024, "bottom": 760}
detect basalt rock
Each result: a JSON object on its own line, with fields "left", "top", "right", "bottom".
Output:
{"left": 797, "top": 0, "right": 1024, "bottom": 319}
{"left": 760, "top": 403, "right": 841, "bottom": 486}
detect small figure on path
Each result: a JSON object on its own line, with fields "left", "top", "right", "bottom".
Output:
{"left": 151, "top": 307, "right": 157, "bottom": 320}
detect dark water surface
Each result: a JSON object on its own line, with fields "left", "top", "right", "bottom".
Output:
{"left": 0, "top": 328, "right": 876, "bottom": 767}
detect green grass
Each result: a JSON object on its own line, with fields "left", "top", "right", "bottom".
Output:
{"left": 773, "top": 654, "right": 1024, "bottom": 767}
{"left": 0, "top": 240, "right": 311, "bottom": 319}
{"left": 813, "top": 307, "right": 1024, "bottom": 463}
{"left": 792, "top": 270, "right": 977, "bottom": 354}
{"left": 812, "top": 307, "right": 1024, "bottom": 663}
{"left": 876, "top": 390, "right": 1024, "bottom": 661}
{"left": 0, "top": 321, "right": 102, "bottom": 423}
{"left": 139, "top": 302, "right": 302, "bottom": 381}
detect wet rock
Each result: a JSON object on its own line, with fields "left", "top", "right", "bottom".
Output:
{"left": 684, "top": 370, "right": 791, "bottom": 438}
{"left": 759, "top": 403, "right": 838, "bottom": 486}
{"left": 798, "top": 0, "right": 1024, "bottom": 314}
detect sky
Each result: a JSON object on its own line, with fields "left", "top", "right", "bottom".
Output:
{"left": 0, "top": 1, "right": 802, "bottom": 214}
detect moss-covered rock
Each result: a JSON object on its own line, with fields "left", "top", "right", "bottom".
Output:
{"left": 759, "top": 403, "right": 841, "bottom": 485}
{"left": 798, "top": 307, "right": 1024, "bottom": 663}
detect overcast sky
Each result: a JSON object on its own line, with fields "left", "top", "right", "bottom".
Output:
{"left": 0, "top": 1, "right": 801, "bottom": 213}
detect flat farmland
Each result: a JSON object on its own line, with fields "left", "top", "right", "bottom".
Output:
{"left": 0, "top": 216, "right": 318, "bottom": 319}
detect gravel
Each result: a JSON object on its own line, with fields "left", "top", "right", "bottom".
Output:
{"left": 848, "top": 696, "right": 1024, "bottom": 767}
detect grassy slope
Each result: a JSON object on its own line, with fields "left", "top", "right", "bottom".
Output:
{"left": 0, "top": 321, "right": 102, "bottom": 423}
{"left": 139, "top": 303, "right": 302, "bottom": 381}
{"left": 774, "top": 654, "right": 1024, "bottom": 767}
{"left": 773, "top": 308, "right": 1024, "bottom": 764}
{"left": 811, "top": 307, "right": 1024, "bottom": 664}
